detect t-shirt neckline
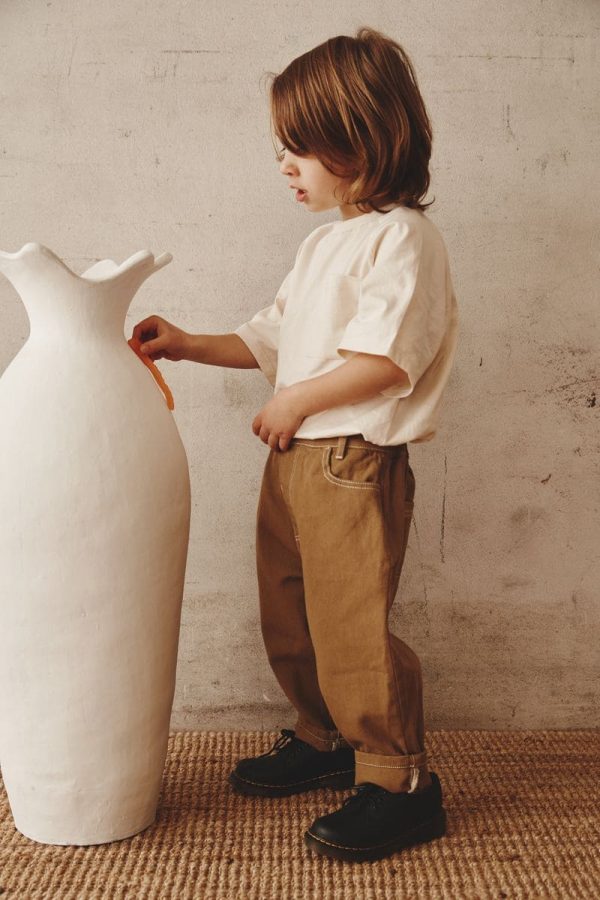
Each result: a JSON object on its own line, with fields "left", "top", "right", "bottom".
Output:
{"left": 330, "top": 204, "right": 401, "bottom": 232}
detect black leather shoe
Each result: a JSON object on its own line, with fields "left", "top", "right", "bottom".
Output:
{"left": 229, "top": 728, "right": 355, "bottom": 797}
{"left": 304, "top": 771, "right": 447, "bottom": 862}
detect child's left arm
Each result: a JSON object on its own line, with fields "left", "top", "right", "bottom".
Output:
{"left": 252, "top": 353, "right": 407, "bottom": 451}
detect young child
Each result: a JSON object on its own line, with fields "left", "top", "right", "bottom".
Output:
{"left": 132, "top": 26, "right": 459, "bottom": 863}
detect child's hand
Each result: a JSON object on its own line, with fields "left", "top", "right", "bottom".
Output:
{"left": 252, "top": 389, "right": 306, "bottom": 452}
{"left": 131, "top": 315, "right": 191, "bottom": 362}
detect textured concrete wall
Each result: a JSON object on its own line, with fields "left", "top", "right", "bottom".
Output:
{"left": 1, "top": 1, "right": 598, "bottom": 730}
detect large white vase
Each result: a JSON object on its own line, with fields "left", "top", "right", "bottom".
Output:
{"left": 0, "top": 242, "right": 191, "bottom": 845}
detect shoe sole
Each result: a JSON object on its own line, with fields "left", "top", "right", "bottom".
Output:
{"left": 304, "top": 808, "right": 447, "bottom": 862}
{"left": 228, "top": 768, "right": 355, "bottom": 797}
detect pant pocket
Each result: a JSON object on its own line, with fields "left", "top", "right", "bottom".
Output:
{"left": 321, "top": 446, "right": 382, "bottom": 490}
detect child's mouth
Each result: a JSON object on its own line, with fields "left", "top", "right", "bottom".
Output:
{"left": 296, "top": 189, "right": 307, "bottom": 202}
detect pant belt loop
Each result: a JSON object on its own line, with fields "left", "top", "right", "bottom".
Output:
{"left": 335, "top": 435, "right": 348, "bottom": 459}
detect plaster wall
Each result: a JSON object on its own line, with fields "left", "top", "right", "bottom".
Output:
{"left": 1, "top": 0, "right": 598, "bottom": 730}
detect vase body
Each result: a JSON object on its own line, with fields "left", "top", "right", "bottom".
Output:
{"left": 0, "top": 243, "right": 191, "bottom": 845}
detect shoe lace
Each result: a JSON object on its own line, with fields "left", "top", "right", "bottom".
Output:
{"left": 341, "top": 783, "right": 389, "bottom": 813}
{"left": 258, "top": 728, "right": 303, "bottom": 759}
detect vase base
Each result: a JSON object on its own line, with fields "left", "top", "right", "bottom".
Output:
{"left": 13, "top": 811, "right": 158, "bottom": 846}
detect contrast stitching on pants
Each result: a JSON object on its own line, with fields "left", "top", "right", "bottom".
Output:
{"left": 299, "top": 723, "right": 342, "bottom": 745}
{"left": 293, "top": 440, "right": 397, "bottom": 455}
{"left": 322, "top": 447, "right": 381, "bottom": 490}
{"left": 289, "top": 444, "right": 300, "bottom": 495}
{"left": 273, "top": 448, "right": 287, "bottom": 506}
{"left": 356, "top": 759, "right": 428, "bottom": 770}
{"left": 382, "top": 566, "right": 420, "bottom": 794}
{"left": 385, "top": 560, "right": 409, "bottom": 750}
{"left": 287, "top": 445, "right": 301, "bottom": 534}
{"left": 355, "top": 749, "right": 427, "bottom": 763}
{"left": 292, "top": 441, "right": 340, "bottom": 448}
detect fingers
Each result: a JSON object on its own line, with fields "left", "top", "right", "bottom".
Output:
{"left": 139, "top": 334, "right": 168, "bottom": 356}
{"left": 131, "top": 316, "right": 175, "bottom": 359}
{"left": 131, "top": 315, "right": 160, "bottom": 344}
{"left": 251, "top": 414, "right": 292, "bottom": 452}
{"left": 278, "top": 434, "right": 291, "bottom": 452}
{"left": 254, "top": 424, "right": 290, "bottom": 452}
{"left": 254, "top": 422, "right": 272, "bottom": 446}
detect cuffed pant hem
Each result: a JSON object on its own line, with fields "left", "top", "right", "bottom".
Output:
{"left": 295, "top": 719, "right": 352, "bottom": 752}
{"left": 354, "top": 749, "right": 430, "bottom": 793}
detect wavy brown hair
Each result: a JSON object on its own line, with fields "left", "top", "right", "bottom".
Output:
{"left": 264, "top": 27, "right": 434, "bottom": 213}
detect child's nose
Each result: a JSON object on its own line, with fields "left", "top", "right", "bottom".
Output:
{"left": 279, "top": 150, "right": 297, "bottom": 175}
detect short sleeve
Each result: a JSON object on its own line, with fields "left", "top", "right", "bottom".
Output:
{"left": 336, "top": 220, "right": 446, "bottom": 399}
{"left": 233, "top": 267, "right": 294, "bottom": 387}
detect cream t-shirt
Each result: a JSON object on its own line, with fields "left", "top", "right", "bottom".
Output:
{"left": 233, "top": 204, "right": 459, "bottom": 446}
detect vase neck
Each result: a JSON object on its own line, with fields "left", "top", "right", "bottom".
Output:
{"left": 0, "top": 243, "right": 172, "bottom": 341}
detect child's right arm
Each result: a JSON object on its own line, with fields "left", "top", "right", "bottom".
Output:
{"left": 131, "top": 315, "right": 259, "bottom": 369}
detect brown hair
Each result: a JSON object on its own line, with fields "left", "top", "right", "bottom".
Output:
{"left": 264, "top": 27, "right": 434, "bottom": 213}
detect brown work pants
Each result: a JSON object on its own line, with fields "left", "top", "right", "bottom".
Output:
{"left": 255, "top": 433, "right": 431, "bottom": 793}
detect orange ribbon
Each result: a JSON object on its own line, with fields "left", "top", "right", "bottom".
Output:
{"left": 128, "top": 335, "right": 175, "bottom": 411}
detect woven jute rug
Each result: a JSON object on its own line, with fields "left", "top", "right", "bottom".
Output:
{"left": 1, "top": 730, "right": 599, "bottom": 899}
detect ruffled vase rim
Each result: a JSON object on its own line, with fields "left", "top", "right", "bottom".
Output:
{"left": 0, "top": 242, "right": 172, "bottom": 284}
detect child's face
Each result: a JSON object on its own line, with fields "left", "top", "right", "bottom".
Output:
{"left": 279, "top": 148, "right": 363, "bottom": 220}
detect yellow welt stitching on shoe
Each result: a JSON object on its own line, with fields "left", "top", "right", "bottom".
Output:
{"left": 236, "top": 768, "right": 354, "bottom": 788}
{"left": 306, "top": 815, "right": 441, "bottom": 852}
